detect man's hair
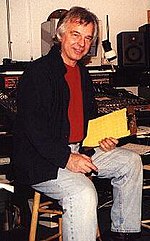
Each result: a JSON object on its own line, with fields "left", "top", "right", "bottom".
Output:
{"left": 56, "top": 6, "right": 99, "bottom": 42}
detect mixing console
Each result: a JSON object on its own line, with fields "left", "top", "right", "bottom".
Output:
{"left": 93, "top": 83, "right": 150, "bottom": 115}
{"left": 96, "top": 97, "right": 149, "bottom": 115}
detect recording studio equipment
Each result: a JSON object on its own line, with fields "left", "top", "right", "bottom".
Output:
{"left": 93, "top": 83, "right": 150, "bottom": 126}
{"left": 0, "top": 63, "right": 22, "bottom": 158}
{"left": 93, "top": 83, "right": 149, "bottom": 103}
{"left": 117, "top": 31, "right": 146, "bottom": 68}
{"left": 139, "top": 24, "right": 150, "bottom": 68}
{"left": 88, "top": 65, "right": 116, "bottom": 85}
{"left": 112, "top": 67, "right": 150, "bottom": 87}
{"left": 102, "top": 40, "right": 116, "bottom": 62}
{"left": 0, "top": 69, "right": 23, "bottom": 133}
{"left": 0, "top": 68, "right": 23, "bottom": 116}
{"left": 83, "top": 23, "right": 102, "bottom": 67}
{"left": 0, "top": 90, "right": 17, "bottom": 117}
{"left": 41, "top": 18, "right": 59, "bottom": 56}
{"left": 0, "top": 88, "right": 17, "bottom": 135}
{"left": 0, "top": 59, "right": 29, "bottom": 72}
{"left": 96, "top": 96, "right": 149, "bottom": 115}
{"left": 102, "top": 15, "right": 116, "bottom": 62}
{"left": 138, "top": 86, "right": 150, "bottom": 101}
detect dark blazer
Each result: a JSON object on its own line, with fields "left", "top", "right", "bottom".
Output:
{"left": 13, "top": 44, "right": 98, "bottom": 185}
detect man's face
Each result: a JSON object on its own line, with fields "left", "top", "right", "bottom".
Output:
{"left": 60, "top": 20, "right": 94, "bottom": 66}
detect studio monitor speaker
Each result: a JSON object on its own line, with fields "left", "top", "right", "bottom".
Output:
{"left": 117, "top": 31, "right": 146, "bottom": 68}
{"left": 139, "top": 24, "right": 150, "bottom": 68}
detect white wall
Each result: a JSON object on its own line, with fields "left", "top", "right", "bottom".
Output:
{"left": 0, "top": 0, "right": 150, "bottom": 64}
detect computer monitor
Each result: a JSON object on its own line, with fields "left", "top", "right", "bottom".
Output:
{"left": 83, "top": 20, "right": 102, "bottom": 67}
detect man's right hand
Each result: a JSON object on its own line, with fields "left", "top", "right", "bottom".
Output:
{"left": 66, "top": 153, "right": 98, "bottom": 174}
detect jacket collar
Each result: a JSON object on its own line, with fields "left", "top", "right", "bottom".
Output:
{"left": 47, "top": 44, "right": 66, "bottom": 75}
{"left": 47, "top": 43, "right": 84, "bottom": 75}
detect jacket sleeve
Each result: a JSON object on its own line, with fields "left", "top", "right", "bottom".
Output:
{"left": 16, "top": 64, "right": 71, "bottom": 168}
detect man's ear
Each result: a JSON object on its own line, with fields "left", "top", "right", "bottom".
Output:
{"left": 56, "top": 33, "right": 62, "bottom": 42}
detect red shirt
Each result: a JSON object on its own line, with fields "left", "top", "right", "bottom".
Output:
{"left": 65, "top": 64, "right": 84, "bottom": 143}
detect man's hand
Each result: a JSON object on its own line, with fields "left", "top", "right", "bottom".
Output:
{"left": 66, "top": 153, "right": 98, "bottom": 174}
{"left": 98, "top": 137, "right": 118, "bottom": 152}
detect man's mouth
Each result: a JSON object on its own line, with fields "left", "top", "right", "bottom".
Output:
{"left": 74, "top": 48, "right": 84, "bottom": 55}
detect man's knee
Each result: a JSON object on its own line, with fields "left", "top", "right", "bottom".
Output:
{"left": 125, "top": 151, "right": 143, "bottom": 175}
{"left": 79, "top": 178, "right": 98, "bottom": 206}
{"left": 130, "top": 152, "right": 142, "bottom": 169}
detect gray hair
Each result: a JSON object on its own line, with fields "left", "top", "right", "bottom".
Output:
{"left": 56, "top": 6, "right": 99, "bottom": 42}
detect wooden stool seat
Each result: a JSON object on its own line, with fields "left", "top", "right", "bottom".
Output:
{"left": 29, "top": 191, "right": 63, "bottom": 241}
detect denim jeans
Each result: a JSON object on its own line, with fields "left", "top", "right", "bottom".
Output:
{"left": 32, "top": 144, "right": 143, "bottom": 241}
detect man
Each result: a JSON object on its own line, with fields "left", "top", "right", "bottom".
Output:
{"left": 13, "top": 6, "right": 143, "bottom": 241}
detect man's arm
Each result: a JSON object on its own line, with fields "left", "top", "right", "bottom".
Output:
{"left": 17, "top": 64, "right": 70, "bottom": 168}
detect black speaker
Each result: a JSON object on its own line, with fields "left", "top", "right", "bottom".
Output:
{"left": 117, "top": 31, "right": 146, "bottom": 67}
{"left": 139, "top": 24, "right": 150, "bottom": 68}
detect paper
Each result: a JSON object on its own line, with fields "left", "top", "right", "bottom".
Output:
{"left": 83, "top": 108, "right": 130, "bottom": 147}
{"left": 137, "top": 126, "right": 150, "bottom": 136}
{"left": 122, "top": 143, "right": 150, "bottom": 155}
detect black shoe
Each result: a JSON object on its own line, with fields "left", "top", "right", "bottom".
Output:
{"left": 109, "top": 231, "right": 141, "bottom": 241}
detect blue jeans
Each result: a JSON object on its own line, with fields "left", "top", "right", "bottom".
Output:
{"left": 32, "top": 144, "right": 143, "bottom": 241}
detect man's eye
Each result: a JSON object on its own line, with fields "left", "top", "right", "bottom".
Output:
{"left": 73, "top": 33, "right": 80, "bottom": 37}
{"left": 85, "top": 37, "right": 92, "bottom": 42}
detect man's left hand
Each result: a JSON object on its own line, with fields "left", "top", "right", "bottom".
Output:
{"left": 98, "top": 137, "right": 118, "bottom": 152}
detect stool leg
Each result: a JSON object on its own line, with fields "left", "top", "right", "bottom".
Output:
{"left": 29, "top": 192, "right": 41, "bottom": 241}
{"left": 58, "top": 216, "right": 63, "bottom": 241}
{"left": 96, "top": 225, "right": 102, "bottom": 240}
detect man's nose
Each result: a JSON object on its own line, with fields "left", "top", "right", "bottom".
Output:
{"left": 78, "top": 36, "right": 85, "bottom": 47}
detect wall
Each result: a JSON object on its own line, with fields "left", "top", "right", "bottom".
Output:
{"left": 0, "top": 0, "right": 150, "bottom": 65}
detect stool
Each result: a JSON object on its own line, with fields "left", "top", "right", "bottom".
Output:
{"left": 29, "top": 191, "right": 63, "bottom": 241}
{"left": 29, "top": 188, "right": 101, "bottom": 240}
{"left": 141, "top": 164, "right": 150, "bottom": 229}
